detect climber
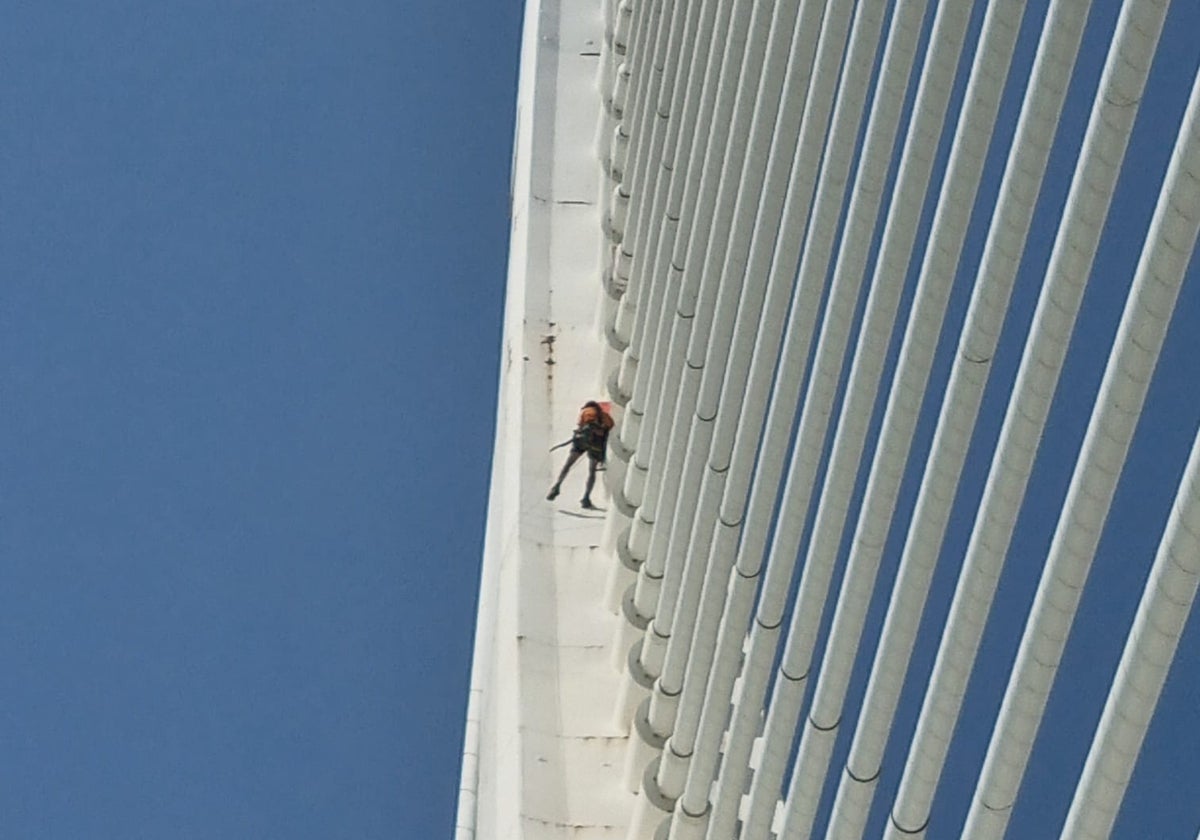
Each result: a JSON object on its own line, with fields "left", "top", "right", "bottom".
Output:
{"left": 547, "top": 400, "right": 615, "bottom": 509}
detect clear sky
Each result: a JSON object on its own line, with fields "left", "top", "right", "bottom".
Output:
{"left": 2, "top": 3, "right": 519, "bottom": 837}
{"left": 4, "top": 2, "right": 1199, "bottom": 839}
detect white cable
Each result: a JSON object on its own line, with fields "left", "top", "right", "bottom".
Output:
{"left": 611, "top": 0, "right": 689, "bottom": 376}
{"left": 619, "top": 0, "right": 727, "bottom": 559}
{"left": 888, "top": 1, "right": 1172, "bottom": 835}
{"left": 688, "top": 0, "right": 923, "bottom": 823}
{"left": 965, "top": 58, "right": 1200, "bottom": 840}
{"left": 707, "top": 0, "right": 975, "bottom": 834}
{"left": 770, "top": 2, "right": 1027, "bottom": 836}
{"left": 608, "top": 0, "right": 666, "bottom": 247}
{"left": 827, "top": 3, "right": 1092, "bottom": 836}
{"left": 1061, "top": 419, "right": 1200, "bottom": 840}
{"left": 632, "top": 0, "right": 845, "bottom": 830}
{"left": 616, "top": 0, "right": 715, "bottom": 453}
{"left": 639, "top": 0, "right": 786, "bottom": 732}
{"left": 658, "top": 0, "right": 872, "bottom": 829}
{"left": 701, "top": 0, "right": 932, "bottom": 833}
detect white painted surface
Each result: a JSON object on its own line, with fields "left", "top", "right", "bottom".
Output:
{"left": 457, "top": 0, "right": 635, "bottom": 837}
{"left": 462, "top": 1, "right": 1200, "bottom": 838}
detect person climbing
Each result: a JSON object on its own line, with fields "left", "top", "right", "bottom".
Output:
{"left": 547, "top": 400, "right": 615, "bottom": 509}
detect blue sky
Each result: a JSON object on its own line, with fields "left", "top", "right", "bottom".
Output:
{"left": 3, "top": 1, "right": 1198, "bottom": 839}
{"left": 2, "top": 3, "right": 518, "bottom": 837}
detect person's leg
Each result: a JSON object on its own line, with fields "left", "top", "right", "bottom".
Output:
{"left": 558, "top": 450, "right": 584, "bottom": 484}
{"left": 548, "top": 449, "right": 582, "bottom": 499}
{"left": 582, "top": 457, "right": 598, "bottom": 507}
